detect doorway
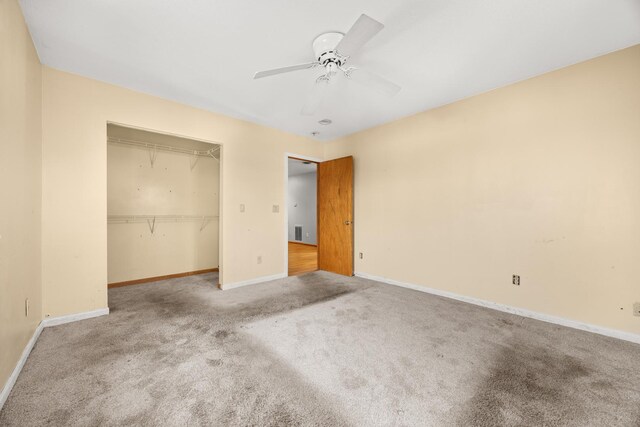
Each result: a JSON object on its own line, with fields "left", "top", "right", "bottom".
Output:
{"left": 285, "top": 154, "right": 354, "bottom": 277}
{"left": 287, "top": 157, "right": 318, "bottom": 275}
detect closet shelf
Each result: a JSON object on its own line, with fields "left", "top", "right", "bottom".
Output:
{"left": 107, "top": 136, "right": 220, "bottom": 168}
{"left": 108, "top": 214, "right": 218, "bottom": 222}
{"left": 108, "top": 137, "right": 219, "bottom": 158}
{"left": 108, "top": 215, "right": 218, "bottom": 233}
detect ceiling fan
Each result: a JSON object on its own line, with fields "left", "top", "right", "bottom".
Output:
{"left": 253, "top": 14, "right": 401, "bottom": 115}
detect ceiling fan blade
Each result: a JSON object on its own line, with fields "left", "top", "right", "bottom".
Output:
{"left": 335, "top": 14, "right": 384, "bottom": 57}
{"left": 254, "top": 62, "right": 318, "bottom": 79}
{"left": 301, "top": 77, "right": 329, "bottom": 115}
{"left": 347, "top": 68, "right": 400, "bottom": 97}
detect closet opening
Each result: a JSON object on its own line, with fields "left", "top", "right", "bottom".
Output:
{"left": 106, "top": 124, "right": 221, "bottom": 290}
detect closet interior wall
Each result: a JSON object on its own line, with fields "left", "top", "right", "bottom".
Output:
{"left": 107, "top": 124, "right": 220, "bottom": 284}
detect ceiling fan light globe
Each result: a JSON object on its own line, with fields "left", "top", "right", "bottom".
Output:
{"left": 312, "top": 32, "right": 344, "bottom": 59}
{"left": 326, "top": 62, "right": 338, "bottom": 76}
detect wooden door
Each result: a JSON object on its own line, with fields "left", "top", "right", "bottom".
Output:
{"left": 318, "top": 156, "right": 353, "bottom": 276}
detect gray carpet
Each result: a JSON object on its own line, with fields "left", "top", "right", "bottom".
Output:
{"left": 1, "top": 271, "right": 639, "bottom": 426}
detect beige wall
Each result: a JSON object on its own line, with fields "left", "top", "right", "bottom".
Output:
{"left": 41, "top": 67, "right": 324, "bottom": 317}
{"left": 0, "top": 0, "right": 43, "bottom": 389}
{"left": 325, "top": 45, "right": 640, "bottom": 335}
{"left": 107, "top": 140, "right": 220, "bottom": 283}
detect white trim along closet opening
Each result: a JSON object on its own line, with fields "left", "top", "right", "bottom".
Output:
{"left": 107, "top": 124, "right": 220, "bottom": 287}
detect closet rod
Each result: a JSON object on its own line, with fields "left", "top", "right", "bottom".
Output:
{"left": 107, "top": 137, "right": 220, "bottom": 158}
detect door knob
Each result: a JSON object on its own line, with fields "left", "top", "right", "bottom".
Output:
{"left": 344, "top": 220, "right": 352, "bottom": 225}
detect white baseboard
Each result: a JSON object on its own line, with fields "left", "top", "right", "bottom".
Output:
{"left": 1, "top": 307, "right": 109, "bottom": 411}
{"left": 355, "top": 272, "right": 640, "bottom": 345}
{"left": 0, "top": 322, "right": 43, "bottom": 410}
{"left": 221, "top": 273, "right": 287, "bottom": 291}
{"left": 42, "top": 308, "right": 109, "bottom": 327}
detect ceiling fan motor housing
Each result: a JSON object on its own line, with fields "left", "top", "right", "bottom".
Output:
{"left": 313, "top": 32, "right": 346, "bottom": 71}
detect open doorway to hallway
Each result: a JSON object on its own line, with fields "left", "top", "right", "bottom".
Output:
{"left": 287, "top": 157, "right": 318, "bottom": 276}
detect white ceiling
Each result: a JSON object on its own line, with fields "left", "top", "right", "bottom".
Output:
{"left": 288, "top": 158, "right": 317, "bottom": 177}
{"left": 20, "top": 0, "right": 640, "bottom": 141}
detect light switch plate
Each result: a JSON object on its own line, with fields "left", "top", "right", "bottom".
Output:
{"left": 240, "top": 204, "right": 245, "bottom": 213}
{"left": 272, "top": 205, "right": 279, "bottom": 213}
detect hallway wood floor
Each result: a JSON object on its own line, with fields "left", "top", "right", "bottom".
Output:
{"left": 288, "top": 242, "right": 317, "bottom": 276}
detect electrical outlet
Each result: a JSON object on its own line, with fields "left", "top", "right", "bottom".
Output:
{"left": 25, "top": 298, "right": 29, "bottom": 317}
{"left": 634, "top": 302, "right": 640, "bottom": 317}
{"left": 257, "top": 256, "right": 262, "bottom": 264}
{"left": 359, "top": 252, "right": 363, "bottom": 259}
{"left": 512, "top": 275, "right": 520, "bottom": 286}
{"left": 240, "top": 204, "right": 245, "bottom": 213}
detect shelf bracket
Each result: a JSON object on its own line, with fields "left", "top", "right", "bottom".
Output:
{"left": 147, "top": 216, "right": 156, "bottom": 234}
{"left": 200, "top": 216, "right": 211, "bottom": 231}
{"left": 148, "top": 145, "right": 158, "bottom": 168}
{"left": 190, "top": 151, "right": 199, "bottom": 171}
